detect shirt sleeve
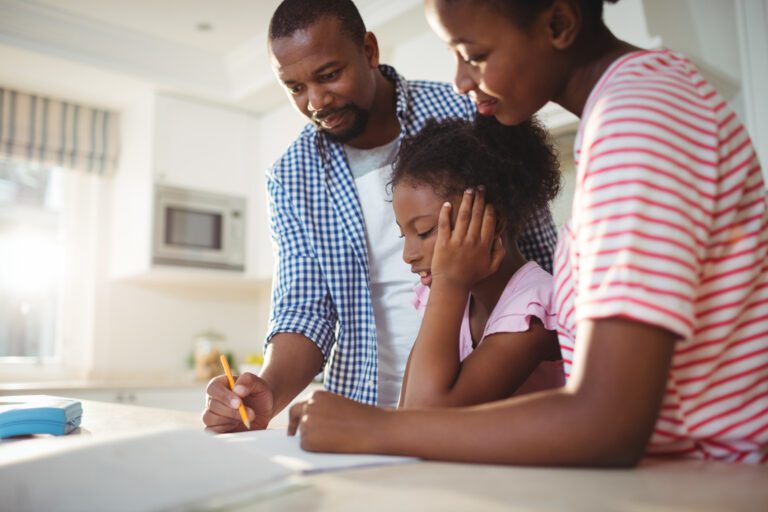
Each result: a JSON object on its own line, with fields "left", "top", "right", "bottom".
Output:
{"left": 572, "top": 89, "right": 715, "bottom": 340}
{"left": 517, "top": 207, "right": 557, "bottom": 273}
{"left": 264, "top": 169, "right": 338, "bottom": 360}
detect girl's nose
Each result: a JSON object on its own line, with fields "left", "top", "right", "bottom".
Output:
{"left": 402, "top": 241, "right": 420, "bottom": 264}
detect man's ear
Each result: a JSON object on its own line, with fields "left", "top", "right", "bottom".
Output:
{"left": 363, "top": 31, "right": 380, "bottom": 68}
{"left": 547, "top": 0, "right": 581, "bottom": 51}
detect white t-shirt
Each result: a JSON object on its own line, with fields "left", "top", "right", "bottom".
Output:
{"left": 345, "top": 138, "right": 421, "bottom": 407}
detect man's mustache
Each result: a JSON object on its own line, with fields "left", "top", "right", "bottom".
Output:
{"left": 312, "top": 105, "right": 352, "bottom": 124}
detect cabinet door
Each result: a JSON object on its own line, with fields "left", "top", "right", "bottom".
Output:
{"left": 153, "top": 95, "right": 258, "bottom": 198}
{"left": 132, "top": 388, "right": 206, "bottom": 413}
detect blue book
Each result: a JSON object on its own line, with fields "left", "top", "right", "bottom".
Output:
{"left": 0, "top": 395, "right": 82, "bottom": 438}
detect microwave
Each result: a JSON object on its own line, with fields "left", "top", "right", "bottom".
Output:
{"left": 152, "top": 185, "right": 246, "bottom": 271}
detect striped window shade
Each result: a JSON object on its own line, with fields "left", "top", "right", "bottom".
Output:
{"left": 0, "top": 87, "right": 119, "bottom": 174}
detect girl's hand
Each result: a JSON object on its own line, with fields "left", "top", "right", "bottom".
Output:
{"left": 287, "top": 391, "right": 389, "bottom": 453}
{"left": 431, "top": 187, "right": 506, "bottom": 291}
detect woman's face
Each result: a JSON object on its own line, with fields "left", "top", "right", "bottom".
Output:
{"left": 393, "top": 180, "right": 456, "bottom": 288}
{"left": 425, "top": 0, "right": 563, "bottom": 125}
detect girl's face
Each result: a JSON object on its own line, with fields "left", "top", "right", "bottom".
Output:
{"left": 425, "top": 0, "right": 564, "bottom": 126}
{"left": 393, "top": 181, "right": 454, "bottom": 288}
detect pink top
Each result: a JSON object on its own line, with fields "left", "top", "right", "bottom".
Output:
{"left": 413, "top": 261, "right": 565, "bottom": 396}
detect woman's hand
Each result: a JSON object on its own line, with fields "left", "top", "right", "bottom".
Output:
{"left": 287, "top": 390, "right": 390, "bottom": 453}
{"left": 430, "top": 187, "right": 506, "bottom": 291}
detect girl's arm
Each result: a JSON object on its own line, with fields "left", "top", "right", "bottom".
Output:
{"left": 400, "top": 189, "right": 509, "bottom": 407}
{"left": 291, "top": 316, "right": 676, "bottom": 467}
{"left": 403, "top": 316, "right": 559, "bottom": 407}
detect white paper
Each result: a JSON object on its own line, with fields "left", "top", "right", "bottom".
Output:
{"left": 0, "top": 427, "right": 294, "bottom": 512}
{"left": 221, "top": 428, "right": 418, "bottom": 474}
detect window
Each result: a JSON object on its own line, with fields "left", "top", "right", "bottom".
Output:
{"left": 0, "top": 159, "right": 65, "bottom": 361}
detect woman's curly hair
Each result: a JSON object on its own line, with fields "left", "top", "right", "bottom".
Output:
{"left": 390, "top": 115, "right": 560, "bottom": 239}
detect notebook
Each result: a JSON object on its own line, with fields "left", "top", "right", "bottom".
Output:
{"left": 0, "top": 395, "right": 82, "bottom": 438}
{"left": 221, "top": 428, "right": 419, "bottom": 473}
{"left": 0, "top": 427, "right": 297, "bottom": 512}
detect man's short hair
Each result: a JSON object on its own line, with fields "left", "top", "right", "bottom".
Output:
{"left": 269, "top": 0, "right": 367, "bottom": 44}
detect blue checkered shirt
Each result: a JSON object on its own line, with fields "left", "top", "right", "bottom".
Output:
{"left": 265, "top": 65, "right": 557, "bottom": 404}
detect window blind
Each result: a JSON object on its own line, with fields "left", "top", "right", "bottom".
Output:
{"left": 0, "top": 87, "right": 119, "bottom": 174}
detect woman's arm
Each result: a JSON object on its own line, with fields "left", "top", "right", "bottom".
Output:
{"left": 292, "top": 316, "right": 676, "bottom": 467}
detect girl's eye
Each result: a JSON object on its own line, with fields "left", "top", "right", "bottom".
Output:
{"left": 417, "top": 227, "right": 436, "bottom": 240}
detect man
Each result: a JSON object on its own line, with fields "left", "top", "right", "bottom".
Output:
{"left": 202, "top": 0, "right": 557, "bottom": 432}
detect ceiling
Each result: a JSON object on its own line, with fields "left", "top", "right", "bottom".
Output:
{"left": 25, "top": 0, "right": 379, "bottom": 54}
{"left": 0, "top": 0, "right": 421, "bottom": 112}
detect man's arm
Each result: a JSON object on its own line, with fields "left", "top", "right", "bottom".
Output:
{"left": 203, "top": 167, "right": 337, "bottom": 432}
{"left": 259, "top": 333, "right": 324, "bottom": 416}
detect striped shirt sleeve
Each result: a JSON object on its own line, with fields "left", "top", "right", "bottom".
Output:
{"left": 572, "top": 78, "right": 719, "bottom": 340}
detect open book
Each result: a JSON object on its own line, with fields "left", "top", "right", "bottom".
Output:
{"left": 1, "top": 426, "right": 419, "bottom": 511}
{"left": 0, "top": 395, "right": 82, "bottom": 438}
{"left": 220, "top": 428, "right": 418, "bottom": 473}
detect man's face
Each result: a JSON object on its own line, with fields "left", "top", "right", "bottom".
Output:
{"left": 269, "top": 16, "right": 379, "bottom": 143}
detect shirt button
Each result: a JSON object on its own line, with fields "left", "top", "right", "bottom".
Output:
{"left": 367, "top": 379, "right": 374, "bottom": 387}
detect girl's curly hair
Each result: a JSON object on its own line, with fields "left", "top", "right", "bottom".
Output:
{"left": 390, "top": 115, "right": 560, "bottom": 239}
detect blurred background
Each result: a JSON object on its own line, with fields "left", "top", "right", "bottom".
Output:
{"left": 0, "top": 0, "right": 765, "bottom": 411}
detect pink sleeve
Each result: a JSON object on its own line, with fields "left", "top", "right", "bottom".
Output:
{"left": 412, "top": 283, "right": 429, "bottom": 316}
{"left": 484, "top": 273, "right": 557, "bottom": 336}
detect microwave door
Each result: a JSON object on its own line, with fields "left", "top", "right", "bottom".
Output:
{"left": 152, "top": 186, "right": 246, "bottom": 271}
{"left": 165, "top": 207, "right": 224, "bottom": 252}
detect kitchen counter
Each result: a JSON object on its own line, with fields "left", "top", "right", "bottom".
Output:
{"left": 4, "top": 399, "right": 766, "bottom": 511}
{"left": 0, "top": 374, "right": 206, "bottom": 392}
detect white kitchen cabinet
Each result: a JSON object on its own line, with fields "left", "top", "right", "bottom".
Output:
{"left": 109, "top": 92, "right": 274, "bottom": 284}
{"left": 153, "top": 95, "right": 259, "bottom": 198}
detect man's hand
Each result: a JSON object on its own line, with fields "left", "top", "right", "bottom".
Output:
{"left": 202, "top": 372, "right": 274, "bottom": 433}
{"left": 287, "top": 390, "right": 389, "bottom": 453}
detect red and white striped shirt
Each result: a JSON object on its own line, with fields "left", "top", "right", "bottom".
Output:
{"left": 554, "top": 50, "right": 768, "bottom": 463}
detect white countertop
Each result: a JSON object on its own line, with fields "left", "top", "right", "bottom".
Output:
{"left": 3, "top": 399, "right": 765, "bottom": 511}
{"left": 0, "top": 374, "right": 207, "bottom": 392}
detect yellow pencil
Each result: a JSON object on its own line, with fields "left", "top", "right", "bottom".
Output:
{"left": 219, "top": 354, "right": 251, "bottom": 430}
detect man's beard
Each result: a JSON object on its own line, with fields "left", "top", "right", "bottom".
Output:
{"left": 312, "top": 104, "right": 370, "bottom": 143}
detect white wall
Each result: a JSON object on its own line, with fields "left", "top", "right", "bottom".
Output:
{"left": 0, "top": 45, "right": 276, "bottom": 381}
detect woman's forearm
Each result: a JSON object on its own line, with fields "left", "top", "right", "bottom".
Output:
{"left": 383, "top": 318, "right": 676, "bottom": 467}
{"left": 383, "top": 388, "right": 645, "bottom": 467}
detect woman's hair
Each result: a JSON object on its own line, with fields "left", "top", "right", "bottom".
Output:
{"left": 391, "top": 116, "right": 560, "bottom": 239}
{"left": 453, "top": 0, "right": 620, "bottom": 28}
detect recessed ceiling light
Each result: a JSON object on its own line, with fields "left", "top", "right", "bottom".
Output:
{"left": 196, "top": 22, "right": 213, "bottom": 32}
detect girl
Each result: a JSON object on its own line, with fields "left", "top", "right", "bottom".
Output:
{"left": 289, "top": 0, "right": 768, "bottom": 465}
{"left": 392, "top": 117, "right": 563, "bottom": 408}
